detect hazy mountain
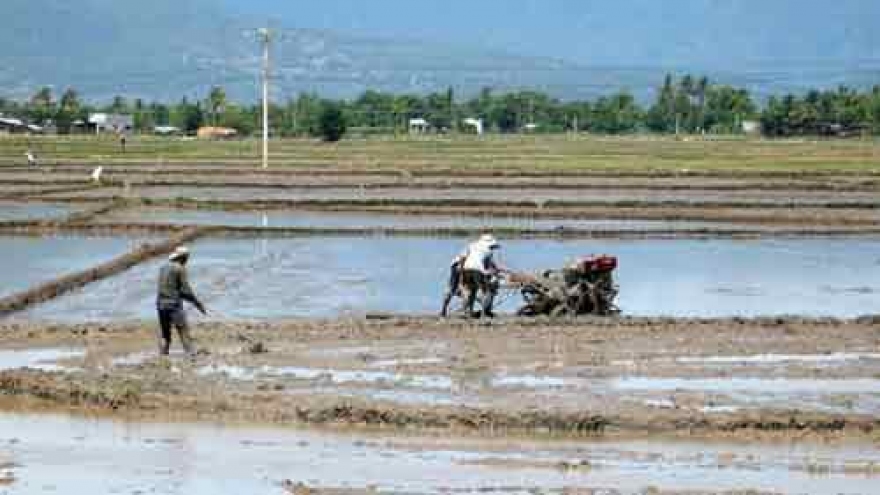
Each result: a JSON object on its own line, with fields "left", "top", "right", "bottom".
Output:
{"left": 228, "top": 0, "right": 880, "bottom": 70}
{"left": 2, "top": 0, "right": 878, "bottom": 103}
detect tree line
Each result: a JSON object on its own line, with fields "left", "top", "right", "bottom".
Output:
{"left": 2, "top": 75, "right": 879, "bottom": 139}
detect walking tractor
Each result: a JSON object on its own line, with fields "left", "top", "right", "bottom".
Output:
{"left": 504, "top": 255, "right": 620, "bottom": 317}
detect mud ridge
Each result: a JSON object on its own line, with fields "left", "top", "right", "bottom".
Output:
{"left": 5, "top": 176, "right": 879, "bottom": 193}
{"left": 142, "top": 200, "right": 880, "bottom": 227}
{"left": 0, "top": 227, "right": 206, "bottom": 316}
{"left": 59, "top": 200, "right": 128, "bottom": 225}
{"left": 1, "top": 369, "right": 876, "bottom": 438}
{"left": 3, "top": 163, "right": 880, "bottom": 179}
{"left": 39, "top": 195, "right": 880, "bottom": 211}
{"left": 1, "top": 220, "right": 879, "bottom": 239}
{"left": 11, "top": 197, "right": 880, "bottom": 227}
{"left": 0, "top": 184, "right": 100, "bottom": 201}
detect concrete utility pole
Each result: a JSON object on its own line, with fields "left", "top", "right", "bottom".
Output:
{"left": 258, "top": 28, "right": 272, "bottom": 169}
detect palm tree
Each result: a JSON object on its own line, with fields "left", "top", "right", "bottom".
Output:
{"left": 696, "top": 76, "right": 709, "bottom": 132}
{"left": 30, "top": 87, "right": 54, "bottom": 107}
{"left": 208, "top": 86, "right": 227, "bottom": 125}
{"left": 59, "top": 88, "right": 79, "bottom": 112}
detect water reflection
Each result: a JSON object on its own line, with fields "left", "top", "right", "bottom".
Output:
{"left": 21, "top": 236, "right": 880, "bottom": 321}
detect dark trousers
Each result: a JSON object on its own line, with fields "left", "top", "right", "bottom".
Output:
{"left": 461, "top": 270, "right": 496, "bottom": 318}
{"left": 157, "top": 307, "right": 195, "bottom": 356}
{"left": 441, "top": 264, "right": 462, "bottom": 316}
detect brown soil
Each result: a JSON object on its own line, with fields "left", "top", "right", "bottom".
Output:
{"left": 1, "top": 317, "right": 878, "bottom": 441}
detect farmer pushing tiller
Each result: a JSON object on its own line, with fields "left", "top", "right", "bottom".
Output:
{"left": 441, "top": 234, "right": 507, "bottom": 319}
{"left": 442, "top": 235, "right": 620, "bottom": 318}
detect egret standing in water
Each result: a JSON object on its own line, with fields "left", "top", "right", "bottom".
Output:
{"left": 91, "top": 166, "right": 103, "bottom": 184}
{"left": 26, "top": 149, "right": 37, "bottom": 167}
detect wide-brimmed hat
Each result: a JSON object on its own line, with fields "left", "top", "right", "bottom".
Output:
{"left": 479, "top": 234, "right": 500, "bottom": 249}
{"left": 169, "top": 246, "right": 190, "bottom": 261}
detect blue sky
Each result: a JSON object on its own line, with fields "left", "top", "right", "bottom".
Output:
{"left": 223, "top": 0, "right": 880, "bottom": 69}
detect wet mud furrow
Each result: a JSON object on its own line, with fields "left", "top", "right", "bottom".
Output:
{"left": 3, "top": 162, "right": 880, "bottom": 178}
{"left": 59, "top": 200, "right": 127, "bottom": 225}
{"left": 3, "top": 175, "right": 879, "bottom": 192}
{"left": 0, "top": 184, "right": 100, "bottom": 201}
{"left": 33, "top": 195, "right": 880, "bottom": 213}
{"left": 130, "top": 199, "right": 880, "bottom": 227}
{"left": 1, "top": 221, "right": 878, "bottom": 240}
{"left": 0, "top": 317, "right": 877, "bottom": 439}
{"left": 2, "top": 367, "right": 876, "bottom": 438}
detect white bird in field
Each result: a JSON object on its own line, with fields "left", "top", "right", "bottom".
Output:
{"left": 91, "top": 166, "right": 103, "bottom": 184}
{"left": 26, "top": 150, "right": 36, "bottom": 167}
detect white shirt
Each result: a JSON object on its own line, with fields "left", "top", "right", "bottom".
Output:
{"left": 450, "top": 248, "right": 468, "bottom": 267}
{"left": 463, "top": 241, "right": 496, "bottom": 274}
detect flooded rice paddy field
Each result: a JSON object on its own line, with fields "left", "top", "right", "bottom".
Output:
{"left": 0, "top": 317, "right": 879, "bottom": 494}
{"left": 0, "top": 234, "right": 152, "bottom": 299}
{"left": 0, "top": 184, "right": 77, "bottom": 198}
{"left": 95, "top": 206, "right": 795, "bottom": 232}
{"left": 0, "top": 411, "right": 878, "bottom": 495}
{"left": 4, "top": 167, "right": 880, "bottom": 494}
{"left": 0, "top": 202, "right": 74, "bottom": 222}
{"left": 5, "top": 168, "right": 880, "bottom": 189}
{"left": 18, "top": 236, "right": 880, "bottom": 321}
{"left": 37, "top": 184, "right": 880, "bottom": 206}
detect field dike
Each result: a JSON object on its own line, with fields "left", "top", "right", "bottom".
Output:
{"left": 3, "top": 163, "right": 880, "bottom": 178}
{"left": 1, "top": 196, "right": 878, "bottom": 238}
{"left": 60, "top": 200, "right": 128, "bottom": 225}
{"left": 38, "top": 193, "right": 880, "bottom": 210}
{"left": 0, "top": 367, "right": 876, "bottom": 438}
{"left": 129, "top": 199, "right": 880, "bottom": 227}
{"left": 0, "top": 183, "right": 101, "bottom": 201}
{"left": 0, "top": 227, "right": 206, "bottom": 316}
{"left": 0, "top": 317, "right": 878, "bottom": 439}
{"left": 4, "top": 175, "right": 879, "bottom": 193}
{"left": 1, "top": 219, "right": 878, "bottom": 240}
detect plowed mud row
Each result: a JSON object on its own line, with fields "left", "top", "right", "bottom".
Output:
{"left": 1, "top": 317, "right": 878, "bottom": 441}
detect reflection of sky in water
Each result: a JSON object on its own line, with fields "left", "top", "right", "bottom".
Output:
{"left": 3, "top": 412, "right": 879, "bottom": 495}
{"left": 45, "top": 185, "right": 880, "bottom": 205}
{"left": 22, "top": 237, "right": 880, "bottom": 321}
{"left": 0, "top": 202, "right": 72, "bottom": 221}
{"left": 0, "top": 235, "right": 151, "bottom": 298}
{"left": 100, "top": 208, "right": 804, "bottom": 232}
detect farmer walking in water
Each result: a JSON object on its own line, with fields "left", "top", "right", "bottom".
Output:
{"left": 156, "top": 246, "right": 207, "bottom": 357}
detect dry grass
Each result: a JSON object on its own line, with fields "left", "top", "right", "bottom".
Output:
{"left": 1, "top": 134, "right": 878, "bottom": 173}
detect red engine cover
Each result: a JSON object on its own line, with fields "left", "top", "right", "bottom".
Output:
{"left": 579, "top": 255, "right": 618, "bottom": 273}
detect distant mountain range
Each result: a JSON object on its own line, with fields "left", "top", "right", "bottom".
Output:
{"left": 2, "top": 0, "right": 878, "bottom": 103}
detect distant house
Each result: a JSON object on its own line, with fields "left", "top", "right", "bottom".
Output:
{"left": 197, "top": 126, "right": 237, "bottom": 140}
{"left": 523, "top": 123, "right": 540, "bottom": 132}
{"left": 408, "top": 118, "right": 431, "bottom": 134}
{"left": 462, "top": 117, "right": 484, "bottom": 135}
{"left": 0, "top": 117, "right": 44, "bottom": 135}
{"left": 154, "top": 125, "right": 182, "bottom": 136}
{"left": 88, "top": 113, "right": 134, "bottom": 134}
{"left": 741, "top": 120, "right": 760, "bottom": 135}
{"left": 0, "top": 116, "right": 25, "bottom": 134}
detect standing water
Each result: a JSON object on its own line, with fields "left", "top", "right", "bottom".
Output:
{"left": 0, "top": 235, "right": 154, "bottom": 299}
{"left": 18, "top": 236, "right": 880, "bottom": 321}
{"left": 0, "top": 412, "right": 877, "bottom": 494}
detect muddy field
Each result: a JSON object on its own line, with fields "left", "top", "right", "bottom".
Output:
{"left": 2, "top": 138, "right": 880, "bottom": 493}
{"left": 1, "top": 410, "right": 878, "bottom": 494}
{"left": 1, "top": 317, "right": 880, "bottom": 493}
{"left": 0, "top": 317, "right": 879, "bottom": 436}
